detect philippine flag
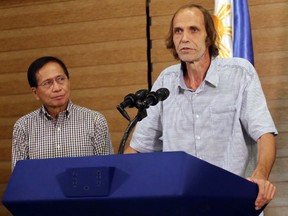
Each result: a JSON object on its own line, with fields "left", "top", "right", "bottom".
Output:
{"left": 213, "top": 0, "right": 254, "bottom": 65}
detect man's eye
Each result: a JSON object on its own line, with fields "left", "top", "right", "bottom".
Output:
{"left": 174, "top": 28, "right": 182, "bottom": 34}
{"left": 56, "top": 76, "right": 66, "bottom": 83}
{"left": 42, "top": 80, "right": 53, "bottom": 86}
{"left": 191, "top": 27, "right": 198, "bottom": 32}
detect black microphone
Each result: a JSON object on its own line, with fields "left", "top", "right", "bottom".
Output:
{"left": 142, "top": 88, "right": 170, "bottom": 108}
{"left": 118, "top": 93, "right": 136, "bottom": 109}
{"left": 156, "top": 87, "right": 170, "bottom": 101}
{"left": 134, "top": 89, "right": 149, "bottom": 108}
{"left": 118, "top": 89, "right": 149, "bottom": 109}
{"left": 117, "top": 93, "right": 136, "bottom": 121}
{"left": 117, "top": 89, "right": 149, "bottom": 121}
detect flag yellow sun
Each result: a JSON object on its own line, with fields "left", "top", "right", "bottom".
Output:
{"left": 213, "top": 4, "right": 233, "bottom": 58}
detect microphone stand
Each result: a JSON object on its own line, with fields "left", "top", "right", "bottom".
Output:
{"left": 118, "top": 106, "right": 147, "bottom": 154}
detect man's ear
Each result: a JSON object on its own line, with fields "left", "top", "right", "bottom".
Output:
{"left": 31, "top": 87, "right": 40, "bottom": 100}
{"left": 205, "top": 36, "right": 211, "bottom": 46}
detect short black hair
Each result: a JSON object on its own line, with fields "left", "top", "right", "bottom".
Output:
{"left": 27, "top": 56, "right": 70, "bottom": 87}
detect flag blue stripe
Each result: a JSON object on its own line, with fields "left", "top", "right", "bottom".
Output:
{"left": 233, "top": 0, "right": 254, "bottom": 65}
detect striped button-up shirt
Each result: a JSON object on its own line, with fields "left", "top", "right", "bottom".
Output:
{"left": 130, "top": 57, "right": 277, "bottom": 176}
{"left": 12, "top": 101, "right": 113, "bottom": 169}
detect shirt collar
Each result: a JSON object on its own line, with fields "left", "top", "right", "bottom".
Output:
{"left": 205, "top": 57, "right": 219, "bottom": 87}
{"left": 40, "top": 100, "right": 72, "bottom": 120}
{"left": 178, "top": 57, "right": 219, "bottom": 91}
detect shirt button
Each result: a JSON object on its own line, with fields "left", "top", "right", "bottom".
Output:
{"left": 196, "top": 135, "right": 201, "bottom": 140}
{"left": 196, "top": 114, "right": 199, "bottom": 118}
{"left": 57, "top": 127, "right": 61, "bottom": 132}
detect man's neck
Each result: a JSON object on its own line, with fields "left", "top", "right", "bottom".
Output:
{"left": 44, "top": 102, "right": 69, "bottom": 119}
{"left": 184, "top": 54, "right": 211, "bottom": 90}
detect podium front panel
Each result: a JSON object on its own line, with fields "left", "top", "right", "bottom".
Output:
{"left": 2, "top": 151, "right": 264, "bottom": 216}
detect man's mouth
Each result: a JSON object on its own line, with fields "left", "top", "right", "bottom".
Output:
{"left": 180, "top": 47, "right": 193, "bottom": 50}
{"left": 53, "top": 95, "right": 64, "bottom": 100}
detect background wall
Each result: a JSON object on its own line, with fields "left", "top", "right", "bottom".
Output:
{"left": 0, "top": 0, "right": 287, "bottom": 215}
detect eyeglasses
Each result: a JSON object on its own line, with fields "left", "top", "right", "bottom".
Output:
{"left": 37, "top": 75, "right": 68, "bottom": 89}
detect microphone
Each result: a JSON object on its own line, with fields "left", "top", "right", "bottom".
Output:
{"left": 134, "top": 89, "right": 149, "bottom": 108}
{"left": 117, "top": 89, "right": 149, "bottom": 121}
{"left": 117, "top": 93, "right": 136, "bottom": 121}
{"left": 118, "top": 93, "right": 137, "bottom": 109}
{"left": 118, "top": 89, "right": 149, "bottom": 109}
{"left": 142, "top": 88, "right": 170, "bottom": 108}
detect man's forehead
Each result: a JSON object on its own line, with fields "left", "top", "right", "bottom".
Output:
{"left": 173, "top": 7, "right": 204, "bottom": 25}
{"left": 37, "top": 63, "right": 65, "bottom": 78}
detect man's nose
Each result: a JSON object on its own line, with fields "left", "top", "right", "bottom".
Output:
{"left": 181, "top": 31, "right": 189, "bottom": 42}
{"left": 51, "top": 81, "right": 62, "bottom": 91}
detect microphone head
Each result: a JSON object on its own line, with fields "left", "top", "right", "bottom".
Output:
{"left": 146, "top": 91, "right": 159, "bottom": 106}
{"left": 135, "top": 89, "right": 149, "bottom": 108}
{"left": 122, "top": 93, "right": 137, "bottom": 108}
{"left": 135, "top": 89, "right": 149, "bottom": 100}
{"left": 156, "top": 88, "right": 170, "bottom": 101}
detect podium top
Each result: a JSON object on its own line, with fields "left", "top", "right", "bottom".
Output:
{"left": 2, "top": 151, "right": 263, "bottom": 216}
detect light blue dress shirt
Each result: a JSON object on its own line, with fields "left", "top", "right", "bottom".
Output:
{"left": 130, "top": 57, "right": 277, "bottom": 176}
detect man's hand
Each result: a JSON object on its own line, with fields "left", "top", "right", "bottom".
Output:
{"left": 248, "top": 133, "right": 276, "bottom": 210}
{"left": 247, "top": 177, "right": 276, "bottom": 210}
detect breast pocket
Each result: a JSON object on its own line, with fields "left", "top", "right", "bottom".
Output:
{"left": 210, "top": 105, "right": 236, "bottom": 141}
